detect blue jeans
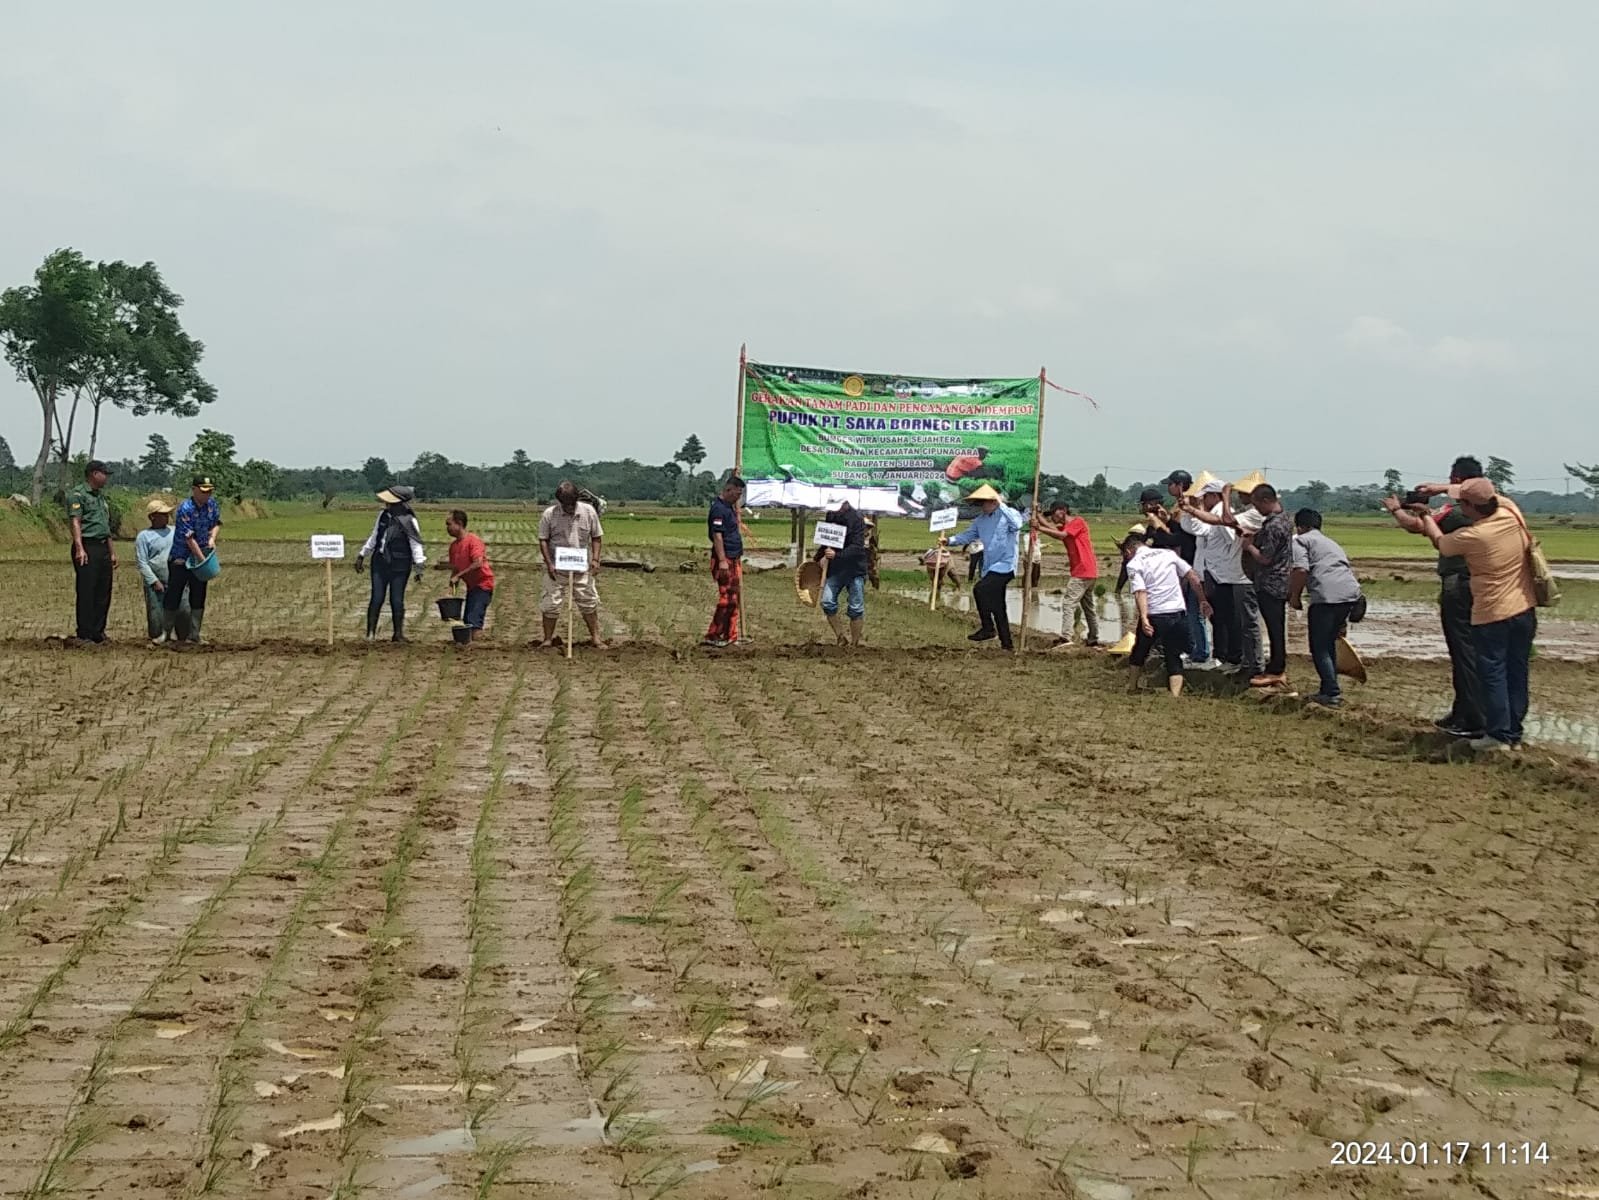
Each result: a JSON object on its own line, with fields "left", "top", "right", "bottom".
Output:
{"left": 367, "top": 565, "right": 410, "bottom": 636}
{"left": 820, "top": 573, "right": 866, "bottom": 619}
{"left": 1471, "top": 608, "right": 1536, "bottom": 745}
{"left": 1185, "top": 588, "right": 1209, "bottom": 661}
{"left": 1308, "top": 601, "right": 1355, "bottom": 698}
{"left": 463, "top": 586, "right": 493, "bottom": 630}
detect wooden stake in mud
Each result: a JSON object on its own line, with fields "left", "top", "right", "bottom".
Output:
{"left": 324, "top": 558, "right": 334, "bottom": 645}
{"left": 1019, "top": 366, "right": 1047, "bottom": 654}
{"left": 566, "top": 570, "right": 575, "bottom": 661}
{"left": 929, "top": 536, "right": 945, "bottom": 610}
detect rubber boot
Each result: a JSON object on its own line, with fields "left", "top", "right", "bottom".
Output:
{"left": 186, "top": 609, "right": 204, "bottom": 645}
{"left": 392, "top": 612, "right": 407, "bottom": 643}
{"left": 825, "top": 612, "right": 847, "bottom": 645}
{"left": 849, "top": 617, "right": 864, "bottom": 647}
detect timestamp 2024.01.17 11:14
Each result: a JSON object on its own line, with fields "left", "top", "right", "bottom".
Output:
{"left": 1331, "top": 1141, "right": 1551, "bottom": 1168}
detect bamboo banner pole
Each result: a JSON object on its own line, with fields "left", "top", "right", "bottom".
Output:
{"left": 1019, "top": 366, "right": 1047, "bottom": 653}
{"left": 325, "top": 559, "right": 334, "bottom": 645}
{"left": 733, "top": 344, "right": 749, "bottom": 642}
{"left": 733, "top": 342, "right": 747, "bottom": 473}
{"left": 929, "top": 537, "right": 945, "bottom": 610}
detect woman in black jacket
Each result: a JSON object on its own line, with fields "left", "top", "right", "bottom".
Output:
{"left": 354, "top": 485, "right": 427, "bottom": 641}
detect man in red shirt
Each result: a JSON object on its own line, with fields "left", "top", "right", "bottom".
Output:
{"left": 439, "top": 510, "right": 495, "bottom": 641}
{"left": 1033, "top": 501, "right": 1101, "bottom": 646}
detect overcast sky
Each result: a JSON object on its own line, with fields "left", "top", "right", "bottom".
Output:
{"left": 2, "top": 1, "right": 1592, "bottom": 490}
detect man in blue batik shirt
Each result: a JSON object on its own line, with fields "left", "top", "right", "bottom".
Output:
{"left": 946, "top": 483, "right": 1024, "bottom": 650}
{"left": 165, "top": 475, "right": 223, "bottom": 645}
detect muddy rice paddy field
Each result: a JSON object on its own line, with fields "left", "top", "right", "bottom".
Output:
{"left": 1, "top": 528, "right": 1598, "bottom": 1199}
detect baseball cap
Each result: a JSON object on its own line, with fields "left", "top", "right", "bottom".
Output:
{"left": 85, "top": 460, "right": 111, "bottom": 476}
{"left": 1138, "top": 487, "right": 1164, "bottom": 505}
{"left": 1457, "top": 477, "right": 1497, "bottom": 506}
{"left": 1162, "top": 469, "right": 1192, "bottom": 488}
{"left": 145, "top": 498, "right": 175, "bottom": 515}
{"left": 192, "top": 475, "right": 215, "bottom": 491}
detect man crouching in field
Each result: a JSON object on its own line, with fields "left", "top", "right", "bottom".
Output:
{"left": 439, "top": 510, "right": 495, "bottom": 642}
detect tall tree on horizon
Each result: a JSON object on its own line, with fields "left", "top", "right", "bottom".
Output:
{"left": 0, "top": 249, "right": 214, "bottom": 504}
{"left": 675, "top": 434, "right": 706, "bottom": 470}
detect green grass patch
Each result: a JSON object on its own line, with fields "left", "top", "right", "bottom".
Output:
{"left": 704, "top": 1121, "right": 790, "bottom": 1146}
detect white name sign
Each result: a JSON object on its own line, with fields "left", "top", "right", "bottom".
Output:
{"left": 310, "top": 534, "right": 346, "bottom": 560}
{"left": 813, "top": 522, "right": 847, "bottom": 550}
{"left": 929, "top": 507, "right": 959, "bottom": 532}
{"left": 554, "top": 546, "right": 590, "bottom": 572}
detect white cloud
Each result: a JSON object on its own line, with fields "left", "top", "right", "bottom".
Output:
{"left": 1341, "top": 317, "right": 1517, "bottom": 375}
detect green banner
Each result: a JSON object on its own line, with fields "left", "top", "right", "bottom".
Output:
{"left": 741, "top": 362, "right": 1040, "bottom": 505}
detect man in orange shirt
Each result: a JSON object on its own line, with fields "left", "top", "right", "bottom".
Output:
{"left": 1385, "top": 477, "right": 1535, "bottom": 752}
{"left": 440, "top": 509, "right": 496, "bottom": 641}
{"left": 1032, "top": 501, "right": 1100, "bottom": 646}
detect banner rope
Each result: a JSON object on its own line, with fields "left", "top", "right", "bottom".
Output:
{"left": 1043, "top": 376, "right": 1099, "bottom": 410}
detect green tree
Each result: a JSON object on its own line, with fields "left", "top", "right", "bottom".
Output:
{"left": 139, "top": 432, "right": 174, "bottom": 488}
{"left": 675, "top": 434, "right": 707, "bottom": 470}
{"left": 186, "top": 429, "right": 239, "bottom": 498}
{"left": 1382, "top": 467, "right": 1404, "bottom": 496}
{"left": 502, "top": 448, "right": 536, "bottom": 497}
{"left": 0, "top": 435, "right": 13, "bottom": 472}
{"left": 1304, "top": 479, "right": 1331, "bottom": 510}
{"left": 239, "top": 458, "right": 286, "bottom": 501}
{"left": 361, "top": 456, "right": 390, "bottom": 492}
{"left": 0, "top": 249, "right": 101, "bottom": 504}
{"left": 410, "top": 451, "right": 461, "bottom": 500}
{"left": 0, "top": 250, "right": 214, "bottom": 504}
{"left": 1566, "top": 462, "right": 1599, "bottom": 509}
{"left": 1485, "top": 456, "right": 1515, "bottom": 490}
{"left": 84, "top": 260, "right": 215, "bottom": 460}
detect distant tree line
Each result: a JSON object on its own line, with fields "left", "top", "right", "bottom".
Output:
{"left": 0, "top": 430, "right": 725, "bottom": 508}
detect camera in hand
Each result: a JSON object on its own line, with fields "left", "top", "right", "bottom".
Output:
{"left": 1401, "top": 489, "right": 1430, "bottom": 508}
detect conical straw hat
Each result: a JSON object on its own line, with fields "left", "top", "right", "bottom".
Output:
{"left": 1182, "top": 470, "right": 1219, "bottom": 498}
{"left": 1232, "top": 470, "right": 1269, "bottom": 495}
{"left": 1335, "top": 636, "right": 1367, "bottom": 683}
{"left": 1107, "top": 631, "right": 1137, "bottom": 655}
{"left": 965, "top": 483, "right": 1003, "bottom": 503}
{"left": 795, "top": 560, "right": 823, "bottom": 606}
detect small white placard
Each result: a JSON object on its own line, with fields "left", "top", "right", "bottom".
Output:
{"left": 310, "top": 534, "right": 346, "bottom": 560}
{"left": 554, "top": 546, "right": 590, "bottom": 572}
{"left": 813, "top": 522, "right": 847, "bottom": 550}
{"left": 929, "top": 507, "right": 959, "bottom": 532}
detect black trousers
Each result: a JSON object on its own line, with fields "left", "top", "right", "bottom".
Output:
{"left": 164, "top": 558, "right": 209, "bottom": 612}
{"left": 73, "top": 538, "right": 113, "bottom": 642}
{"left": 1205, "top": 576, "right": 1244, "bottom": 665}
{"left": 1130, "top": 610, "right": 1190, "bottom": 678}
{"left": 1258, "top": 592, "right": 1288, "bottom": 675}
{"left": 1440, "top": 574, "right": 1484, "bottom": 730}
{"left": 973, "top": 570, "right": 1015, "bottom": 649}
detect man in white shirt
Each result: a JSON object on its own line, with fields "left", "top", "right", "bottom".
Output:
{"left": 1180, "top": 481, "right": 1249, "bottom": 669}
{"left": 1121, "top": 530, "right": 1212, "bottom": 696}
